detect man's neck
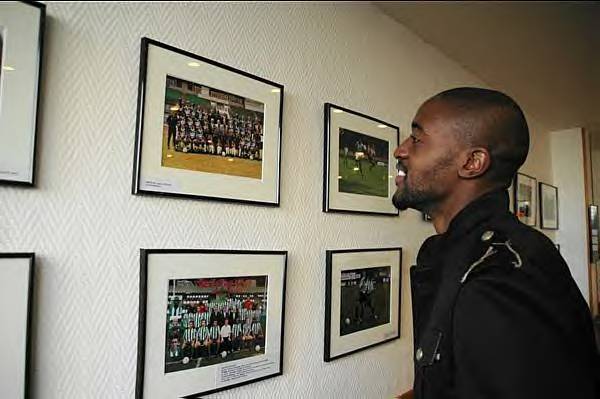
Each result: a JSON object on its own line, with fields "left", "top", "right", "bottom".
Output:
{"left": 429, "top": 186, "right": 495, "bottom": 234}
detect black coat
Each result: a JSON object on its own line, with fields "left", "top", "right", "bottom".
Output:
{"left": 411, "top": 190, "right": 600, "bottom": 399}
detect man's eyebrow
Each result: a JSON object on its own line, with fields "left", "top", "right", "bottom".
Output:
{"left": 411, "top": 122, "right": 425, "bottom": 134}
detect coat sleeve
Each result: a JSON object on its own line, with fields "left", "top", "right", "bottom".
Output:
{"left": 452, "top": 273, "right": 598, "bottom": 399}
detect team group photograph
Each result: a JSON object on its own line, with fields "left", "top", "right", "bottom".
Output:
{"left": 164, "top": 276, "right": 268, "bottom": 373}
{"left": 161, "top": 75, "right": 266, "bottom": 179}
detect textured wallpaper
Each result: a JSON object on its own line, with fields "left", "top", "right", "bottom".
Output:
{"left": 0, "top": 2, "right": 489, "bottom": 398}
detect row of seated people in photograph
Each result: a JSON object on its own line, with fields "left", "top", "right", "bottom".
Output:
{"left": 167, "top": 317, "right": 265, "bottom": 362}
{"left": 167, "top": 297, "right": 265, "bottom": 327}
{"left": 167, "top": 100, "right": 263, "bottom": 160}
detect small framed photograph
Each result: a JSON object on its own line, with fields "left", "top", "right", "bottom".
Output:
{"left": 0, "top": 1, "right": 45, "bottom": 185}
{"left": 0, "top": 253, "right": 35, "bottom": 399}
{"left": 514, "top": 173, "right": 537, "bottom": 226}
{"left": 589, "top": 205, "right": 599, "bottom": 262}
{"left": 539, "top": 182, "right": 558, "bottom": 230}
{"left": 323, "top": 103, "right": 399, "bottom": 216}
{"left": 133, "top": 38, "right": 284, "bottom": 206}
{"left": 136, "top": 249, "right": 287, "bottom": 398}
{"left": 324, "top": 248, "right": 401, "bottom": 362}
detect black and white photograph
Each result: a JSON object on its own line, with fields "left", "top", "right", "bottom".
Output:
{"left": 325, "top": 248, "right": 401, "bottom": 362}
{"left": 0, "top": 2, "right": 45, "bottom": 185}
{"left": 339, "top": 266, "right": 391, "bottom": 336}
{"left": 137, "top": 250, "right": 286, "bottom": 398}
{"left": 133, "top": 38, "right": 283, "bottom": 205}
{"left": 514, "top": 172, "right": 537, "bottom": 226}
{"left": 539, "top": 182, "right": 558, "bottom": 230}
{"left": 0, "top": 253, "right": 34, "bottom": 399}
{"left": 324, "top": 103, "right": 399, "bottom": 215}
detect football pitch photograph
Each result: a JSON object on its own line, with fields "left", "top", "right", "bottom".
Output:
{"left": 338, "top": 128, "right": 389, "bottom": 197}
{"left": 339, "top": 266, "right": 391, "bottom": 336}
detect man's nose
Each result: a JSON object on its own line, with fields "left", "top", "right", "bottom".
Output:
{"left": 394, "top": 139, "right": 410, "bottom": 159}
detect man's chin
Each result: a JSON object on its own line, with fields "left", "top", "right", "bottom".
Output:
{"left": 392, "top": 191, "right": 411, "bottom": 211}
{"left": 392, "top": 189, "right": 425, "bottom": 212}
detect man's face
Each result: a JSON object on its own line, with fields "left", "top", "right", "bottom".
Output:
{"left": 392, "top": 99, "right": 462, "bottom": 212}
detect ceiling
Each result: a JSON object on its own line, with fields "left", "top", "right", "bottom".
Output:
{"left": 374, "top": 1, "right": 600, "bottom": 131}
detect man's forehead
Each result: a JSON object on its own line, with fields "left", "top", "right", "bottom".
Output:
{"left": 412, "top": 99, "right": 460, "bottom": 134}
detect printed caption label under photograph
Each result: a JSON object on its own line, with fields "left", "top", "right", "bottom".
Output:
{"left": 217, "top": 358, "right": 276, "bottom": 385}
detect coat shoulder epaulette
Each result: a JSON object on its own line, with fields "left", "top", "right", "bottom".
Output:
{"left": 460, "top": 229, "right": 523, "bottom": 284}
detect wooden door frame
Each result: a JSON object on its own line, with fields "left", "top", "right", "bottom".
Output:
{"left": 582, "top": 128, "right": 599, "bottom": 316}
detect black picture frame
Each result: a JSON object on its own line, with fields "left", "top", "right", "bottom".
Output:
{"left": 324, "top": 247, "right": 402, "bottom": 362}
{"left": 0, "top": 1, "right": 45, "bottom": 186}
{"left": 513, "top": 172, "right": 537, "bottom": 226}
{"left": 0, "top": 252, "right": 35, "bottom": 399}
{"left": 132, "top": 38, "right": 284, "bottom": 206}
{"left": 539, "top": 182, "right": 559, "bottom": 230}
{"left": 136, "top": 249, "right": 287, "bottom": 398}
{"left": 323, "top": 103, "right": 400, "bottom": 216}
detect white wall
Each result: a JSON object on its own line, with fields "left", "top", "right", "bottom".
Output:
{"left": 0, "top": 2, "right": 561, "bottom": 398}
{"left": 550, "top": 128, "right": 590, "bottom": 303}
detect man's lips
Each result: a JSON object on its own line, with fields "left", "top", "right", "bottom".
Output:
{"left": 395, "top": 169, "right": 406, "bottom": 186}
{"left": 395, "top": 163, "right": 407, "bottom": 186}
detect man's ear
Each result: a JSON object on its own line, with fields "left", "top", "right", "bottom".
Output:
{"left": 459, "top": 147, "right": 490, "bottom": 178}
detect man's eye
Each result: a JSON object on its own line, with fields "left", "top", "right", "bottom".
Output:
{"left": 411, "top": 135, "right": 421, "bottom": 144}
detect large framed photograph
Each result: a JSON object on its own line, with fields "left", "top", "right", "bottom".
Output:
{"left": 132, "top": 38, "right": 284, "bottom": 206}
{"left": 136, "top": 249, "right": 287, "bottom": 398}
{"left": 0, "top": 1, "right": 45, "bottom": 185}
{"left": 0, "top": 253, "right": 34, "bottom": 399}
{"left": 323, "top": 103, "right": 399, "bottom": 215}
{"left": 324, "top": 248, "right": 401, "bottom": 362}
{"left": 539, "top": 182, "right": 558, "bottom": 230}
{"left": 514, "top": 172, "right": 537, "bottom": 226}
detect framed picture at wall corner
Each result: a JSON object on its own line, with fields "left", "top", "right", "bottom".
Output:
{"left": 0, "top": 1, "right": 45, "bottom": 186}
{"left": 136, "top": 249, "right": 287, "bottom": 398}
{"left": 324, "top": 247, "right": 401, "bottom": 362}
{"left": 507, "top": 181, "right": 514, "bottom": 214}
{"left": 132, "top": 37, "right": 284, "bottom": 206}
{"left": 0, "top": 253, "right": 35, "bottom": 399}
{"left": 513, "top": 172, "right": 537, "bottom": 226}
{"left": 323, "top": 103, "right": 399, "bottom": 216}
{"left": 539, "top": 182, "right": 558, "bottom": 230}
{"left": 588, "top": 205, "right": 599, "bottom": 262}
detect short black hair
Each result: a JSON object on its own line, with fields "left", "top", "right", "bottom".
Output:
{"left": 431, "top": 87, "right": 529, "bottom": 189}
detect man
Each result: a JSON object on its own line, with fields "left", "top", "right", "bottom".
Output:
{"left": 242, "top": 318, "right": 254, "bottom": 351}
{"left": 354, "top": 140, "right": 365, "bottom": 178}
{"left": 196, "top": 319, "right": 211, "bottom": 361}
{"left": 251, "top": 317, "right": 264, "bottom": 348}
{"left": 231, "top": 318, "right": 243, "bottom": 352}
{"left": 208, "top": 320, "right": 221, "bottom": 357}
{"left": 166, "top": 112, "right": 178, "bottom": 150}
{"left": 220, "top": 318, "right": 232, "bottom": 354}
{"left": 393, "top": 87, "right": 599, "bottom": 398}
{"left": 356, "top": 272, "right": 377, "bottom": 325}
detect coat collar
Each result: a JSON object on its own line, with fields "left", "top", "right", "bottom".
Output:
{"left": 416, "top": 189, "right": 510, "bottom": 266}
{"left": 444, "top": 189, "right": 510, "bottom": 241}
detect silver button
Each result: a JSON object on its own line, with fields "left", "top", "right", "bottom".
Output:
{"left": 416, "top": 347, "right": 423, "bottom": 361}
{"left": 435, "top": 353, "right": 441, "bottom": 361}
{"left": 481, "top": 230, "right": 494, "bottom": 242}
